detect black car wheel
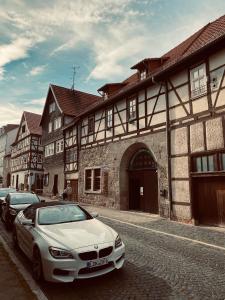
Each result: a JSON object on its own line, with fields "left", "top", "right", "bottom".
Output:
{"left": 32, "top": 247, "right": 43, "bottom": 282}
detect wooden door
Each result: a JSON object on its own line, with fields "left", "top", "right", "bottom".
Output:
{"left": 70, "top": 179, "right": 78, "bottom": 201}
{"left": 193, "top": 176, "right": 225, "bottom": 226}
{"left": 53, "top": 175, "right": 58, "bottom": 195}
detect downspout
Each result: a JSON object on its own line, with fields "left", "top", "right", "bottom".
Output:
{"left": 165, "top": 81, "right": 173, "bottom": 219}
{"left": 152, "top": 76, "right": 172, "bottom": 219}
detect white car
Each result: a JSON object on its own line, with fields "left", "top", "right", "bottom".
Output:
{"left": 13, "top": 201, "right": 125, "bottom": 283}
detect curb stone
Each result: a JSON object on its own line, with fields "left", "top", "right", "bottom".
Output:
{"left": 0, "top": 235, "right": 48, "bottom": 300}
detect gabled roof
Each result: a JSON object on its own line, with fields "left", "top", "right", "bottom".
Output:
{"left": 24, "top": 111, "right": 42, "bottom": 135}
{"left": 51, "top": 84, "right": 101, "bottom": 116}
{"left": 40, "top": 84, "right": 102, "bottom": 125}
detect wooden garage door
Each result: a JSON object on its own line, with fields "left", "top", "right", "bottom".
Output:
{"left": 193, "top": 176, "right": 225, "bottom": 226}
{"left": 70, "top": 179, "right": 78, "bottom": 201}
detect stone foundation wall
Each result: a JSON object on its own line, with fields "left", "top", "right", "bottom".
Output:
{"left": 78, "top": 131, "right": 169, "bottom": 218}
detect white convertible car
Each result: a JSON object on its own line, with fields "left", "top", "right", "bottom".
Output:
{"left": 13, "top": 201, "right": 125, "bottom": 283}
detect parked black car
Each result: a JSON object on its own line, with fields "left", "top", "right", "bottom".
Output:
{"left": 0, "top": 188, "right": 16, "bottom": 217}
{"left": 1, "top": 192, "right": 41, "bottom": 229}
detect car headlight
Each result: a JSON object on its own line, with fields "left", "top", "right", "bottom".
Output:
{"left": 49, "top": 246, "right": 74, "bottom": 259}
{"left": 9, "top": 208, "right": 17, "bottom": 216}
{"left": 115, "top": 235, "right": 122, "bottom": 249}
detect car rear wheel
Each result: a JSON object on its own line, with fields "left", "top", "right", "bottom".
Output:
{"left": 32, "top": 247, "right": 43, "bottom": 282}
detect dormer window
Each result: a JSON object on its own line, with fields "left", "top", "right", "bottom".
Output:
{"left": 49, "top": 102, "right": 55, "bottom": 113}
{"left": 140, "top": 70, "right": 147, "bottom": 80}
{"left": 103, "top": 92, "right": 108, "bottom": 100}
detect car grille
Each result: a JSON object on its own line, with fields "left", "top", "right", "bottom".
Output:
{"left": 79, "top": 251, "right": 97, "bottom": 261}
{"left": 78, "top": 262, "right": 114, "bottom": 275}
{"left": 99, "top": 246, "right": 113, "bottom": 258}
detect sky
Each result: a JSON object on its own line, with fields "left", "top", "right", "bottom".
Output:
{"left": 0, "top": 0, "right": 225, "bottom": 126}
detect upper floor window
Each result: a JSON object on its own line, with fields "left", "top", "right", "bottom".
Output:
{"left": 88, "top": 116, "right": 94, "bottom": 134}
{"left": 44, "top": 143, "right": 55, "bottom": 157}
{"left": 48, "top": 122, "right": 52, "bottom": 133}
{"left": 140, "top": 70, "right": 147, "bottom": 80}
{"left": 54, "top": 117, "right": 61, "bottom": 130}
{"left": 128, "top": 98, "right": 137, "bottom": 121}
{"left": 22, "top": 125, "right": 26, "bottom": 133}
{"left": 190, "top": 64, "right": 207, "bottom": 98}
{"left": 49, "top": 102, "right": 55, "bottom": 113}
{"left": 106, "top": 108, "right": 113, "bottom": 129}
{"left": 56, "top": 139, "right": 64, "bottom": 154}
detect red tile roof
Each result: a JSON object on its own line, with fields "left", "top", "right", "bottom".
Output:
{"left": 51, "top": 85, "right": 102, "bottom": 116}
{"left": 24, "top": 111, "right": 42, "bottom": 135}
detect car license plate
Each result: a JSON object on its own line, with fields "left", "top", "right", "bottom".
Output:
{"left": 87, "top": 258, "right": 108, "bottom": 268}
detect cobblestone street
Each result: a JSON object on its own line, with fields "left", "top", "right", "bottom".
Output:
{"left": 1, "top": 206, "right": 225, "bottom": 299}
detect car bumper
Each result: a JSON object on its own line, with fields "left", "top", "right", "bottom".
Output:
{"left": 42, "top": 242, "right": 125, "bottom": 283}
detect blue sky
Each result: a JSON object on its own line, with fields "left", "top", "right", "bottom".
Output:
{"left": 0, "top": 0, "right": 225, "bottom": 126}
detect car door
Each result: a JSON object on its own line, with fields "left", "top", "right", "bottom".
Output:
{"left": 2, "top": 195, "right": 9, "bottom": 222}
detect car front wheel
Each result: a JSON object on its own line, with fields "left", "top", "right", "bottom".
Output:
{"left": 32, "top": 247, "right": 43, "bottom": 282}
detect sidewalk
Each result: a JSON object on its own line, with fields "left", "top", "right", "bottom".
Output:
{"left": 0, "top": 240, "right": 37, "bottom": 300}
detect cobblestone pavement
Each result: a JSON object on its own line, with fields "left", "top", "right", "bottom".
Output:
{"left": 1, "top": 205, "right": 225, "bottom": 300}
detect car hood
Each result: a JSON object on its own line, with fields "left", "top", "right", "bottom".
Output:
{"left": 10, "top": 204, "right": 31, "bottom": 211}
{"left": 38, "top": 219, "right": 116, "bottom": 250}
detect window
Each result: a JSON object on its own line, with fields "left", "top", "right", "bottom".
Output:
{"left": 66, "top": 148, "right": 77, "bottom": 162}
{"left": 44, "top": 174, "right": 49, "bottom": 186}
{"left": 85, "top": 168, "right": 101, "bottom": 192}
{"left": 128, "top": 98, "right": 137, "bottom": 121}
{"left": 140, "top": 70, "right": 147, "bottom": 80}
{"left": 103, "top": 92, "right": 108, "bottom": 100}
{"left": 22, "top": 125, "right": 26, "bottom": 133}
{"left": 106, "top": 108, "right": 113, "bottom": 129}
{"left": 44, "top": 143, "right": 55, "bottom": 157}
{"left": 190, "top": 64, "right": 207, "bottom": 98}
{"left": 54, "top": 117, "right": 61, "bottom": 130}
{"left": 192, "top": 155, "right": 216, "bottom": 172}
{"left": 88, "top": 116, "right": 94, "bottom": 134}
{"left": 56, "top": 139, "right": 64, "bottom": 153}
{"left": 48, "top": 122, "right": 52, "bottom": 133}
{"left": 49, "top": 102, "right": 55, "bottom": 113}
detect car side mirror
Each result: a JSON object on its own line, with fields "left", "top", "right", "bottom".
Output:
{"left": 91, "top": 212, "right": 99, "bottom": 218}
{"left": 22, "top": 219, "right": 34, "bottom": 226}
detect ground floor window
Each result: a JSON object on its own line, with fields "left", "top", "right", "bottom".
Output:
{"left": 192, "top": 152, "right": 225, "bottom": 173}
{"left": 44, "top": 174, "right": 49, "bottom": 186}
{"left": 84, "top": 168, "right": 101, "bottom": 193}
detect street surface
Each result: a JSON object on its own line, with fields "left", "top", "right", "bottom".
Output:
{"left": 1, "top": 206, "right": 225, "bottom": 300}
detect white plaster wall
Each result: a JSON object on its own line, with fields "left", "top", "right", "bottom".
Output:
{"left": 138, "top": 90, "right": 145, "bottom": 102}
{"left": 169, "top": 106, "right": 187, "bottom": 120}
{"left": 171, "top": 156, "right": 189, "bottom": 178}
{"left": 192, "top": 97, "right": 208, "bottom": 114}
{"left": 190, "top": 122, "right": 204, "bottom": 152}
{"left": 169, "top": 70, "right": 188, "bottom": 87}
{"left": 206, "top": 117, "right": 224, "bottom": 150}
{"left": 139, "top": 103, "right": 145, "bottom": 117}
{"left": 150, "top": 112, "right": 166, "bottom": 126}
{"left": 171, "top": 127, "right": 188, "bottom": 155}
{"left": 147, "top": 84, "right": 161, "bottom": 99}
{"left": 172, "top": 181, "right": 190, "bottom": 203}
{"left": 209, "top": 48, "right": 225, "bottom": 71}
{"left": 155, "top": 95, "right": 166, "bottom": 112}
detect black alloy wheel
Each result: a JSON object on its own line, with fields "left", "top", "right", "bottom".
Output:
{"left": 32, "top": 247, "right": 43, "bottom": 282}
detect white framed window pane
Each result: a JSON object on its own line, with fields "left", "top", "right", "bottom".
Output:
{"left": 208, "top": 156, "right": 214, "bottom": 171}
{"left": 196, "top": 157, "right": 202, "bottom": 172}
{"left": 202, "top": 156, "right": 207, "bottom": 172}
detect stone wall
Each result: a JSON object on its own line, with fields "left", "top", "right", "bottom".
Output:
{"left": 78, "top": 131, "right": 169, "bottom": 218}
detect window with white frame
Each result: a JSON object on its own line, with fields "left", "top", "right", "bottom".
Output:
{"left": 85, "top": 168, "right": 101, "bottom": 192}
{"left": 88, "top": 116, "right": 95, "bottom": 134}
{"left": 56, "top": 139, "right": 64, "bottom": 153}
{"left": 140, "top": 69, "right": 147, "bottom": 80}
{"left": 190, "top": 64, "right": 207, "bottom": 98}
{"left": 54, "top": 117, "right": 61, "bottom": 130}
{"left": 128, "top": 98, "right": 137, "bottom": 121}
{"left": 106, "top": 108, "right": 113, "bottom": 129}
{"left": 48, "top": 122, "right": 52, "bottom": 133}
{"left": 49, "top": 102, "right": 55, "bottom": 113}
{"left": 44, "top": 143, "right": 55, "bottom": 157}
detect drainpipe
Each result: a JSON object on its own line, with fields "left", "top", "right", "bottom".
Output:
{"left": 152, "top": 77, "right": 172, "bottom": 219}
{"left": 164, "top": 81, "right": 173, "bottom": 219}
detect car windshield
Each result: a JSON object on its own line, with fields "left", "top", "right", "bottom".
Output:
{"left": 0, "top": 189, "right": 16, "bottom": 197}
{"left": 38, "top": 205, "right": 91, "bottom": 225}
{"left": 10, "top": 193, "right": 40, "bottom": 205}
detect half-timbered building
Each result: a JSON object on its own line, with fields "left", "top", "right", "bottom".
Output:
{"left": 64, "top": 14, "right": 225, "bottom": 227}
{"left": 11, "top": 112, "right": 43, "bottom": 192}
{"left": 40, "top": 84, "right": 101, "bottom": 197}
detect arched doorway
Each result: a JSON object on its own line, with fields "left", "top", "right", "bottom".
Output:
{"left": 128, "top": 148, "right": 158, "bottom": 213}
{"left": 6, "top": 173, "right": 11, "bottom": 187}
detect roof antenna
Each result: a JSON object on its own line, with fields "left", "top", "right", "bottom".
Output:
{"left": 71, "top": 65, "right": 80, "bottom": 91}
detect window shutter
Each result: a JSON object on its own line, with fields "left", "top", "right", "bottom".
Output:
{"left": 102, "top": 169, "right": 109, "bottom": 196}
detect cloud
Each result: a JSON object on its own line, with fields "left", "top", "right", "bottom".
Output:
{"left": 24, "top": 97, "right": 45, "bottom": 105}
{"left": 29, "top": 65, "right": 46, "bottom": 76}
